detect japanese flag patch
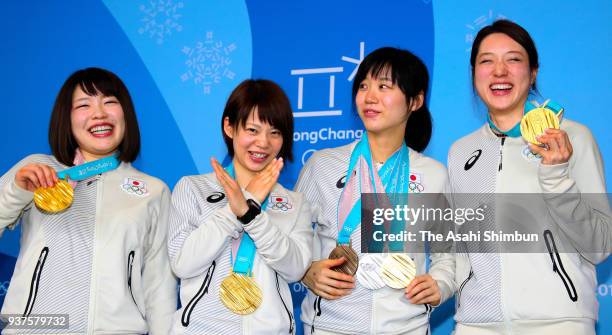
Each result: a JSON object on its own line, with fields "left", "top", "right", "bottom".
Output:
{"left": 408, "top": 172, "right": 424, "bottom": 193}
{"left": 121, "top": 177, "right": 149, "bottom": 197}
{"left": 267, "top": 194, "right": 293, "bottom": 212}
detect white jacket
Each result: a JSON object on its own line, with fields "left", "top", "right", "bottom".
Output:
{"left": 0, "top": 154, "right": 177, "bottom": 334}
{"left": 447, "top": 120, "right": 611, "bottom": 331}
{"left": 167, "top": 173, "right": 313, "bottom": 335}
{"left": 296, "top": 142, "right": 455, "bottom": 335}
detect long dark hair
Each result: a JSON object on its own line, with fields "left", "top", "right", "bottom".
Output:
{"left": 352, "top": 47, "right": 432, "bottom": 152}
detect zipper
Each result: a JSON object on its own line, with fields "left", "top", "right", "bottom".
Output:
{"left": 456, "top": 269, "right": 473, "bottom": 309}
{"left": 310, "top": 296, "right": 322, "bottom": 334}
{"left": 87, "top": 174, "right": 103, "bottom": 332}
{"left": 498, "top": 137, "right": 506, "bottom": 171}
{"left": 127, "top": 251, "right": 137, "bottom": 307}
{"left": 181, "top": 261, "right": 216, "bottom": 327}
{"left": 275, "top": 273, "right": 294, "bottom": 334}
{"left": 543, "top": 230, "right": 578, "bottom": 301}
{"left": 23, "top": 247, "right": 49, "bottom": 317}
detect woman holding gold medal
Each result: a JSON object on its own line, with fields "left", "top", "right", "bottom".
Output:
{"left": 167, "top": 79, "right": 313, "bottom": 334}
{"left": 448, "top": 20, "right": 610, "bottom": 334}
{"left": 0, "top": 68, "right": 177, "bottom": 333}
{"left": 297, "top": 47, "right": 455, "bottom": 334}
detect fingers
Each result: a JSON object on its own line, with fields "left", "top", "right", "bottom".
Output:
{"left": 405, "top": 274, "right": 440, "bottom": 305}
{"left": 41, "top": 165, "right": 58, "bottom": 187}
{"left": 304, "top": 259, "right": 355, "bottom": 300}
{"left": 315, "top": 281, "right": 353, "bottom": 299}
{"left": 534, "top": 129, "right": 573, "bottom": 165}
{"left": 321, "top": 258, "right": 356, "bottom": 283}
{"left": 211, "top": 158, "right": 235, "bottom": 190}
{"left": 15, "top": 164, "right": 58, "bottom": 191}
{"left": 245, "top": 158, "right": 284, "bottom": 203}
{"left": 405, "top": 274, "right": 427, "bottom": 293}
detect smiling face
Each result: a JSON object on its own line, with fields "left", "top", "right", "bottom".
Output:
{"left": 474, "top": 33, "right": 537, "bottom": 117}
{"left": 355, "top": 70, "right": 420, "bottom": 139}
{"left": 224, "top": 107, "right": 283, "bottom": 175}
{"left": 70, "top": 85, "right": 126, "bottom": 161}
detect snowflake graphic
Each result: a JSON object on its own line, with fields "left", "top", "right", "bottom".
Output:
{"left": 465, "top": 10, "right": 506, "bottom": 52}
{"left": 138, "top": 0, "right": 184, "bottom": 45}
{"left": 180, "top": 32, "right": 237, "bottom": 95}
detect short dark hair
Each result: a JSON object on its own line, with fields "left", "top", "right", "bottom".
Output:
{"left": 221, "top": 79, "right": 294, "bottom": 161}
{"left": 49, "top": 67, "right": 140, "bottom": 166}
{"left": 470, "top": 19, "right": 539, "bottom": 90}
{"left": 352, "top": 47, "right": 432, "bottom": 152}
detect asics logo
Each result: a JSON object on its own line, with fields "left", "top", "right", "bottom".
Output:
{"left": 464, "top": 150, "right": 482, "bottom": 171}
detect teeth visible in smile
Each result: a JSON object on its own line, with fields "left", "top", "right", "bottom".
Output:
{"left": 89, "top": 126, "right": 112, "bottom": 134}
{"left": 251, "top": 152, "right": 267, "bottom": 159}
{"left": 491, "top": 84, "right": 512, "bottom": 90}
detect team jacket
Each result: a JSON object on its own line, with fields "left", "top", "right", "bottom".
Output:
{"left": 0, "top": 154, "right": 177, "bottom": 334}
{"left": 296, "top": 142, "right": 455, "bottom": 335}
{"left": 447, "top": 120, "right": 610, "bottom": 330}
{"left": 167, "top": 173, "right": 313, "bottom": 335}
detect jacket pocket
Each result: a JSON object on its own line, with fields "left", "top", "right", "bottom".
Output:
{"left": 23, "top": 247, "right": 49, "bottom": 317}
{"left": 310, "top": 295, "right": 322, "bottom": 334}
{"left": 456, "top": 268, "right": 474, "bottom": 309}
{"left": 275, "top": 273, "right": 294, "bottom": 334}
{"left": 181, "top": 261, "right": 216, "bottom": 327}
{"left": 543, "top": 230, "right": 578, "bottom": 302}
{"left": 126, "top": 250, "right": 145, "bottom": 317}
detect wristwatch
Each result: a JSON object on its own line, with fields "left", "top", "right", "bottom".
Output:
{"left": 237, "top": 199, "right": 262, "bottom": 225}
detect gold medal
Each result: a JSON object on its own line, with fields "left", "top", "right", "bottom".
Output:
{"left": 219, "top": 272, "right": 262, "bottom": 315}
{"left": 328, "top": 243, "right": 359, "bottom": 276}
{"left": 33, "top": 180, "right": 73, "bottom": 213}
{"left": 520, "top": 107, "right": 560, "bottom": 145}
{"left": 380, "top": 254, "right": 416, "bottom": 289}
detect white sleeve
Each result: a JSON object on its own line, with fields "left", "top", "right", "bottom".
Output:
{"left": 167, "top": 177, "right": 243, "bottom": 279}
{"left": 142, "top": 185, "right": 177, "bottom": 335}
{"left": 538, "top": 125, "right": 611, "bottom": 264}
{"left": 0, "top": 156, "right": 39, "bottom": 234}
{"left": 243, "top": 192, "right": 313, "bottom": 283}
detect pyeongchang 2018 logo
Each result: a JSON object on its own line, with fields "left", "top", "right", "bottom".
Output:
{"left": 289, "top": 42, "right": 365, "bottom": 118}
{"left": 293, "top": 127, "right": 363, "bottom": 144}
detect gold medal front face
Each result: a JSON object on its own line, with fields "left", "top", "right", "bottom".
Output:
{"left": 520, "top": 107, "right": 560, "bottom": 145}
{"left": 33, "top": 180, "right": 73, "bottom": 213}
{"left": 381, "top": 254, "right": 416, "bottom": 289}
{"left": 328, "top": 244, "right": 359, "bottom": 276}
{"left": 220, "top": 273, "right": 262, "bottom": 315}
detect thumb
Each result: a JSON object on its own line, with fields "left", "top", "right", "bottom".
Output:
{"left": 528, "top": 143, "right": 546, "bottom": 156}
{"left": 325, "top": 256, "right": 347, "bottom": 268}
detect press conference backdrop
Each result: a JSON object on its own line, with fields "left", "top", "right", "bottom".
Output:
{"left": 1, "top": 1, "right": 610, "bottom": 334}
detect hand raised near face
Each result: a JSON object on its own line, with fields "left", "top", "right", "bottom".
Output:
{"left": 529, "top": 128, "right": 573, "bottom": 165}
{"left": 211, "top": 157, "right": 249, "bottom": 217}
{"left": 245, "top": 158, "right": 284, "bottom": 204}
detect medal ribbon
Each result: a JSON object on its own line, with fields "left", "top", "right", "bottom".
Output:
{"left": 488, "top": 98, "right": 564, "bottom": 137}
{"left": 57, "top": 154, "right": 120, "bottom": 181}
{"left": 337, "top": 133, "right": 410, "bottom": 252}
{"left": 227, "top": 164, "right": 269, "bottom": 276}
